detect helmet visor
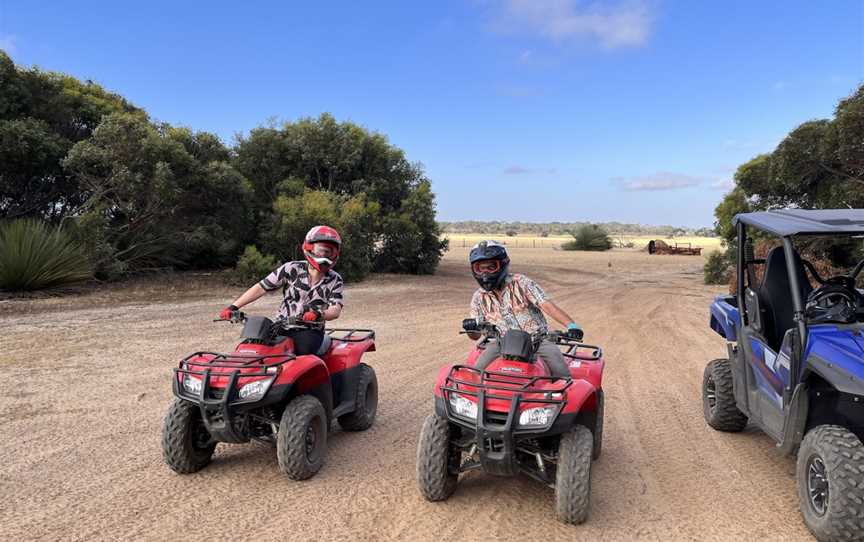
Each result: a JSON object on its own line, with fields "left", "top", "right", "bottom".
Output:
{"left": 472, "top": 260, "right": 501, "bottom": 275}
{"left": 311, "top": 242, "right": 338, "bottom": 258}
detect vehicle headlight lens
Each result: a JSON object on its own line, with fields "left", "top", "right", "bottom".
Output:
{"left": 183, "top": 375, "right": 203, "bottom": 395}
{"left": 239, "top": 377, "right": 274, "bottom": 401}
{"left": 448, "top": 393, "right": 478, "bottom": 419}
{"left": 519, "top": 406, "right": 557, "bottom": 426}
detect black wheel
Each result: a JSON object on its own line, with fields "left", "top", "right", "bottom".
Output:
{"left": 592, "top": 390, "right": 604, "bottom": 460}
{"left": 162, "top": 399, "right": 216, "bottom": 474}
{"left": 555, "top": 424, "right": 593, "bottom": 524}
{"left": 796, "top": 425, "right": 864, "bottom": 541}
{"left": 277, "top": 395, "right": 328, "bottom": 480}
{"left": 416, "top": 413, "right": 459, "bottom": 501}
{"left": 702, "top": 358, "right": 748, "bottom": 432}
{"left": 337, "top": 364, "right": 378, "bottom": 431}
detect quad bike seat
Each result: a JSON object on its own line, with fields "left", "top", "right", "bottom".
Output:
{"left": 316, "top": 335, "right": 332, "bottom": 357}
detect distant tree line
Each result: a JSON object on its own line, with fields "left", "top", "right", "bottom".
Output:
{"left": 0, "top": 51, "right": 446, "bottom": 289}
{"left": 440, "top": 220, "right": 716, "bottom": 238}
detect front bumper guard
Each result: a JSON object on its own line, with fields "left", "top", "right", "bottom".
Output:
{"left": 441, "top": 365, "right": 573, "bottom": 476}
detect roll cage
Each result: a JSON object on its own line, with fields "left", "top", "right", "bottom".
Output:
{"left": 733, "top": 209, "right": 864, "bottom": 404}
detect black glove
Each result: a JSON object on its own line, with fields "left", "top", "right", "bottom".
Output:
{"left": 462, "top": 318, "right": 479, "bottom": 332}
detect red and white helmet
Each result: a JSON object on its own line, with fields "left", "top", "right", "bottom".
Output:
{"left": 302, "top": 225, "right": 342, "bottom": 271}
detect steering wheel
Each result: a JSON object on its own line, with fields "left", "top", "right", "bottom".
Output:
{"left": 802, "top": 257, "right": 864, "bottom": 324}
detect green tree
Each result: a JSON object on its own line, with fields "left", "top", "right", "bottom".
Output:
{"left": 714, "top": 187, "right": 751, "bottom": 241}
{"left": 237, "top": 114, "right": 447, "bottom": 277}
{"left": 64, "top": 113, "right": 254, "bottom": 276}
{"left": 376, "top": 181, "right": 448, "bottom": 274}
{"left": 266, "top": 189, "right": 380, "bottom": 281}
{"left": 0, "top": 50, "right": 143, "bottom": 220}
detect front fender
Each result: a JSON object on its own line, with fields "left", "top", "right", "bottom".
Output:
{"left": 561, "top": 379, "right": 599, "bottom": 415}
{"left": 710, "top": 296, "right": 740, "bottom": 341}
{"left": 279, "top": 355, "right": 330, "bottom": 392}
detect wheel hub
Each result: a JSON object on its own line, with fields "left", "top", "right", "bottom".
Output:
{"left": 807, "top": 455, "right": 829, "bottom": 517}
{"left": 705, "top": 375, "right": 717, "bottom": 412}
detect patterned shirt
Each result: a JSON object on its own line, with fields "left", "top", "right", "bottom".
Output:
{"left": 259, "top": 261, "right": 344, "bottom": 319}
{"left": 469, "top": 273, "right": 550, "bottom": 335}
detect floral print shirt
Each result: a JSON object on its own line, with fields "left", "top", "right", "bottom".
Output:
{"left": 469, "top": 273, "right": 550, "bottom": 335}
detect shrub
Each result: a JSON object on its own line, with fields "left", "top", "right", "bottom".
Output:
{"left": 234, "top": 245, "right": 278, "bottom": 285}
{"left": 264, "top": 189, "right": 379, "bottom": 282}
{"left": 704, "top": 250, "right": 732, "bottom": 285}
{"left": 0, "top": 219, "right": 92, "bottom": 291}
{"left": 505, "top": 230, "right": 518, "bottom": 237}
{"left": 562, "top": 224, "right": 612, "bottom": 252}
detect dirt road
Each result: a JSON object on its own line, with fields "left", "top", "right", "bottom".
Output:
{"left": 0, "top": 248, "right": 812, "bottom": 541}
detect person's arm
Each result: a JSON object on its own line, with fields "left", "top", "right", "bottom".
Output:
{"left": 322, "top": 304, "right": 342, "bottom": 321}
{"left": 231, "top": 283, "right": 267, "bottom": 309}
{"left": 538, "top": 299, "right": 577, "bottom": 328}
{"left": 519, "top": 274, "right": 580, "bottom": 330}
{"left": 220, "top": 264, "right": 284, "bottom": 318}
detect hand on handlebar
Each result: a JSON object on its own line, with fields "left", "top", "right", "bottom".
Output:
{"left": 215, "top": 305, "right": 245, "bottom": 323}
{"left": 462, "top": 318, "right": 480, "bottom": 332}
{"left": 565, "top": 323, "right": 584, "bottom": 342}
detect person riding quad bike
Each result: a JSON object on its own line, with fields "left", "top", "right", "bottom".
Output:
{"left": 219, "top": 225, "right": 345, "bottom": 354}
{"left": 416, "top": 241, "right": 604, "bottom": 524}
{"left": 162, "top": 225, "right": 378, "bottom": 480}
{"left": 466, "top": 240, "right": 584, "bottom": 373}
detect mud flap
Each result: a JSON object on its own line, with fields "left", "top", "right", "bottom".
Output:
{"left": 778, "top": 383, "right": 808, "bottom": 456}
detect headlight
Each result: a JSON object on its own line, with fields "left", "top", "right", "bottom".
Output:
{"left": 239, "top": 377, "right": 274, "bottom": 401}
{"left": 183, "top": 375, "right": 203, "bottom": 395}
{"left": 519, "top": 406, "right": 557, "bottom": 426}
{"left": 448, "top": 393, "right": 478, "bottom": 419}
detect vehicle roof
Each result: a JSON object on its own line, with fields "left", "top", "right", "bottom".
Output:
{"left": 733, "top": 209, "right": 864, "bottom": 236}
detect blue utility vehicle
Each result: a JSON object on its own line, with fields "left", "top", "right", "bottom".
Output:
{"left": 705, "top": 209, "right": 864, "bottom": 541}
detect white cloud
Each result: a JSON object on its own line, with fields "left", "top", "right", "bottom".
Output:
{"left": 617, "top": 172, "right": 702, "bottom": 191}
{"left": 490, "top": 0, "right": 653, "bottom": 49}
{"left": 710, "top": 178, "right": 735, "bottom": 191}
{"left": 0, "top": 34, "right": 17, "bottom": 55}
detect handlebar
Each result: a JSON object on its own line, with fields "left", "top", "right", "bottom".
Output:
{"left": 460, "top": 318, "right": 584, "bottom": 343}
{"left": 213, "top": 312, "right": 322, "bottom": 329}
{"left": 214, "top": 310, "right": 247, "bottom": 324}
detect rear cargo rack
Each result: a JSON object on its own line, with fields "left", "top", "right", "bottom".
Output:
{"left": 326, "top": 328, "right": 375, "bottom": 342}
{"left": 555, "top": 340, "right": 603, "bottom": 361}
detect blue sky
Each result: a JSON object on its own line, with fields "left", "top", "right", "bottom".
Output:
{"left": 1, "top": 1, "right": 862, "bottom": 227}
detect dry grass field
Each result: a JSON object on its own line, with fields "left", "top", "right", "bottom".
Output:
{"left": 444, "top": 232, "right": 724, "bottom": 252}
{"left": 0, "top": 247, "right": 810, "bottom": 541}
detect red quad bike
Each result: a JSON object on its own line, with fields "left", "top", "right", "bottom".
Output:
{"left": 417, "top": 320, "right": 605, "bottom": 524}
{"left": 162, "top": 308, "right": 377, "bottom": 480}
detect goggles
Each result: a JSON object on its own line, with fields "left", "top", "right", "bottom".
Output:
{"left": 310, "top": 242, "right": 338, "bottom": 258}
{"left": 472, "top": 260, "right": 502, "bottom": 274}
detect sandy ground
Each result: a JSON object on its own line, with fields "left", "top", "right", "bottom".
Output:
{"left": 0, "top": 248, "right": 813, "bottom": 541}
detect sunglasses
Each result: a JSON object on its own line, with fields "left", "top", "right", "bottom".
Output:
{"left": 472, "top": 260, "right": 501, "bottom": 274}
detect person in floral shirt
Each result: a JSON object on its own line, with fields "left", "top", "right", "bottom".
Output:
{"left": 465, "top": 241, "right": 582, "bottom": 377}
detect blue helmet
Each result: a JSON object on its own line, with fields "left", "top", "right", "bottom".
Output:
{"left": 469, "top": 240, "right": 510, "bottom": 291}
